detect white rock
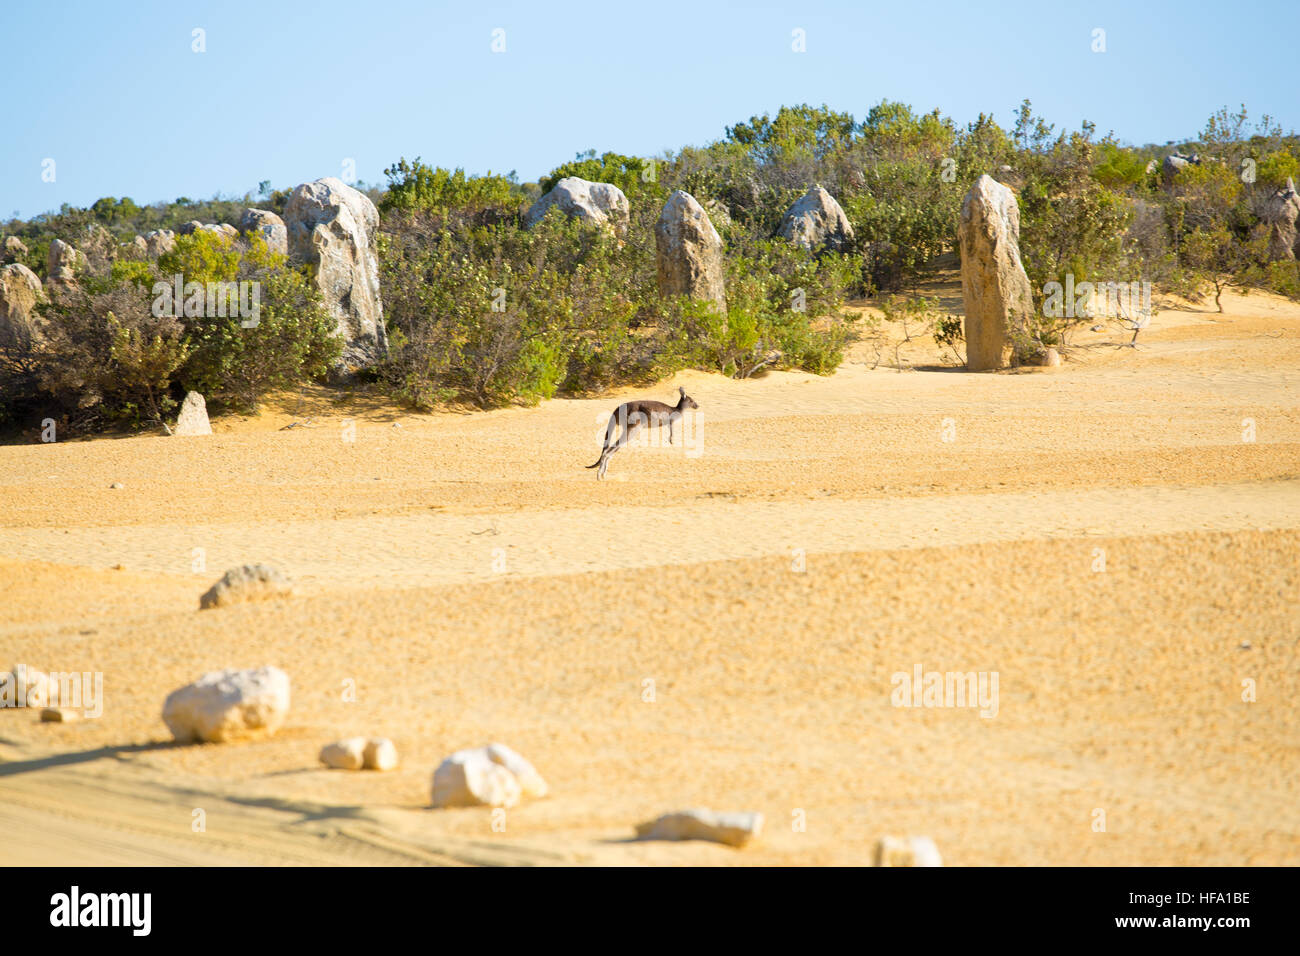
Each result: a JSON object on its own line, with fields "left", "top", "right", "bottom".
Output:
{"left": 46, "top": 238, "right": 81, "bottom": 286}
{"left": 875, "top": 835, "right": 943, "bottom": 867}
{"left": 284, "top": 177, "right": 386, "bottom": 370}
{"left": 0, "top": 665, "right": 50, "bottom": 708}
{"left": 432, "top": 748, "right": 522, "bottom": 808}
{"left": 430, "top": 742, "right": 545, "bottom": 808}
{"left": 655, "top": 190, "right": 726, "bottom": 313}
{"left": 40, "top": 707, "right": 77, "bottom": 723}
{"left": 143, "top": 229, "right": 176, "bottom": 258}
{"left": 779, "top": 184, "right": 854, "bottom": 252}
{"left": 483, "top": 742, "right": 547, "bottom": 798}
{"left": 173, "top": 391, "right": 212, "bottom": 436}
{"left": 525, "top": 177, "right": 630, "bottom": 236}
{"left": 162, "top": 666, "right": 290, "bottom": 743}
{"left": 2, "top": 235, "right": 27, "bottom": 260}
{"left": 1261, "top": 178, "right": 1300, "bottom": 262}
{"left": 958, "top": 174, "right": 1036, "bottom": 371}
{"left": 320, "top": 737, "right": 367, "bottom": 770}
{"left": 1161, "top": 152, "right": 1199, "bottom": 186}
{"left": 239, "top": 208, "right": 289, "bottom": 256}
{"left": 0, "top": 262, "right": 46, "bottom": 351}
{"left": 199, "top": 564, "right": 293, "bottom": 610}
{"left": 363, "top": 737, "right": 399, "bottom": 771}
{"left": 635, "top": 809, "right": 764, "bottom": 848}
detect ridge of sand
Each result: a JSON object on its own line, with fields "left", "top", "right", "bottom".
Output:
{"left": 0, "top": 480, "right": 1296, "bottom": 599}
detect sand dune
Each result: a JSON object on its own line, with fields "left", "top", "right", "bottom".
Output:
{"left": 1, "top": 290, "right": 1298, "bottom": 865}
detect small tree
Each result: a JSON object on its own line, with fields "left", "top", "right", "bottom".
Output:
{"left": 1180, "top": 225, "right": 1245, "bottom": 312}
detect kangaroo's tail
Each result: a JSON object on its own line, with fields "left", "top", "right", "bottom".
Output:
{"left": 587, "top": 413, "right": 618, "bottom": 468}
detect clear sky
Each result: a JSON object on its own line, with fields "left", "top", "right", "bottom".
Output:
{"left": 2, "top": 0, "right": 1296, "bottom": 220}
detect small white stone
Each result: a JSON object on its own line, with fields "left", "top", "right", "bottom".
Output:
{"left": 635, "top": 809, "right": 763, "bottom": 848}
{"left": 484, "top": 743, "right": 547, "bottom": 798}
{"left": 875, "top": 835, "right": 943, "bottom": 867}
{"left": 320, "top": 737, "right": 367, "bottom": 770}
{"left": 363, "top": 737, "right": 398, "bottom": 771}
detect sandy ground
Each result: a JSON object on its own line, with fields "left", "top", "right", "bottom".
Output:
{"left": 1, "top": 284, "right": 1298, "bottom": 866}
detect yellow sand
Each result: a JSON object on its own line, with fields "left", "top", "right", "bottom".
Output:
{"left": 1, "top": 284, "right": 1298, "bottom": 866}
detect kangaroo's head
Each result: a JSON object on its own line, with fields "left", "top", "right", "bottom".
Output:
{"left": 678, "top": 386, "right": 699, "bottom": 410}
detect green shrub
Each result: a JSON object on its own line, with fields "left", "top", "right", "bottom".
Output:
{"left": 110, "top": 258, "right": 153, "bottom": 290}
{"left": 12, "top": 231, "right": 339, "bottom": 432}
{"left": 378, "top": 178, "right": 852, "bottom": 407}
{"left": 161, "top": 232, "right": 339, "bottom": 409}
{"left": 379, "top": 158, "right": 519, "bottom": 216}
{"left": 540, "top": 150, "right": 658, "bottom": 197}
{"left": 34, "top": 282, "right": 189, "bottom": 430}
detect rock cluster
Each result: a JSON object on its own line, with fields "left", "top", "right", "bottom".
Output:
{"left": 320, "top": 736, "right": 399, "bottom": 771}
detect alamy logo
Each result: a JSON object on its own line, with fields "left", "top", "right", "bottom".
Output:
{"left": 0, "top": 669, "right": 102, "bottom": 717}
{"left": 891, "top": 664, "right": 999, "bottom": 718}
{"left": 50, "top": 886, "right": 151, "bottom": 936}
{"left": 152, "top": 274, "right": 261, "bottom": 327}
{"left": 1042, "top": 274, "right": 1151, "bottom": 323}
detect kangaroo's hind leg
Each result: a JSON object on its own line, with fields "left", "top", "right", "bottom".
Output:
{"left": 604, "top": 411, "right": 621, "bottom": 451}
{"left": 598, "top": 418, "right": 642, "bottom": 479}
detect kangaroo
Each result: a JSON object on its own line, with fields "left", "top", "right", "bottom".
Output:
{"left": 586, "top": 386, "right": 700, "bottom": 480}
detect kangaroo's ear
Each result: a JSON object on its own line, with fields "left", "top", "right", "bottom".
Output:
{"left": 679, "top": 385, "right": 686, "bottom": 396}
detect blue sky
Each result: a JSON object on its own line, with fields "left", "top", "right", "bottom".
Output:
{"left": 2, "top": 0, "right": 1296, "bottom": 220}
